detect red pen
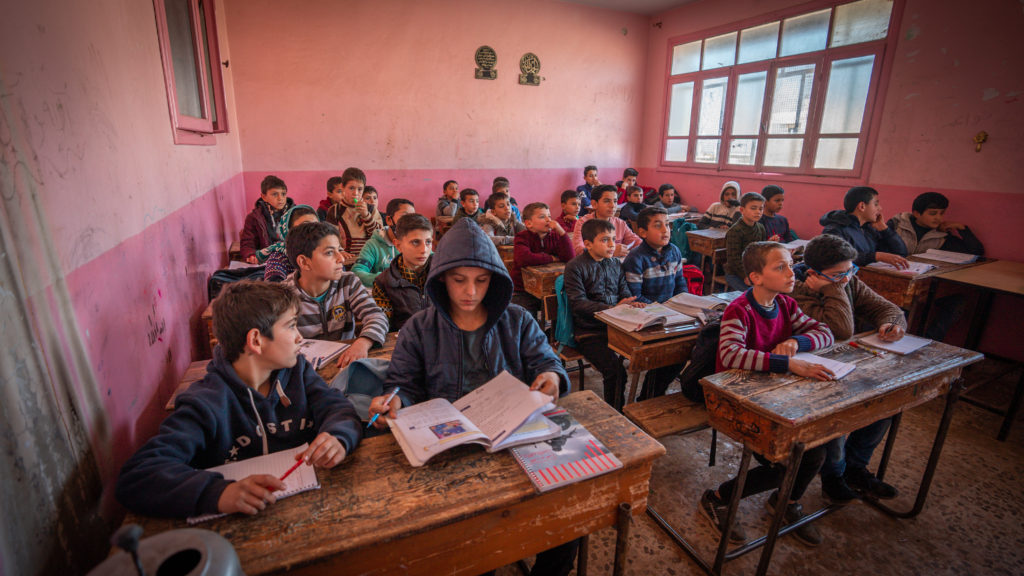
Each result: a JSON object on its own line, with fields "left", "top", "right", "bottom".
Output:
{"left": 280, "top": 458, "right": 305, "bottom": 481}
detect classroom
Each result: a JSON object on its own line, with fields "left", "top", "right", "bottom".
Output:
{"left": 2, "top": 0, "right": 1022, "bottom": 574}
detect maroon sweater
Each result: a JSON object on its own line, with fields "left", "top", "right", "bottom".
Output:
{"left": 511, "top": 229, "right": 575, "bottom": 291}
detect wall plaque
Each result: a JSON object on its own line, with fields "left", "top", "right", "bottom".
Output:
{"left": 518, "top": 52, "right": 542, "bottom": 86}
{"left": 475, "top": 46, "right": 497, "bottom": 79}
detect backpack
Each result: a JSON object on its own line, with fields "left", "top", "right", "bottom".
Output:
{"left": 682, "top": 265, "right": 704, "bottom": 296}
{"left": 207, "top": 265, "right": 266, "bottom": 302}
{"left": 670, "top": 220, "right": 698, "bottom": 262}
{"left": 678, "top": 317, "right": 721, "bottom": 404}
{"left": 553, "top": 275, "right": 578, "bottom": 349}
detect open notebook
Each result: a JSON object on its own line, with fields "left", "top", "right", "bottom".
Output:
{"left": 596, "top": 303, "right": 697, "bottom": 332}
{"left": 187, "top": 444, "right": 319, "bottom": 524}
{"left": 859, "top": 333, "right": 931, "bottom": 355}
{"left": 791, "top": 352, "right": 856, "bottom": 380}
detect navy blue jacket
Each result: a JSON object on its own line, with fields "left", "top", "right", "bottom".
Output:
{"left": 116, "top": 348, "right": 362, "bottom": 518}
{"left": 384, "top": 218, "right": 569, "bottom": 406}
{"left": 820, "top": 210, "right": 907, "bottom": 267}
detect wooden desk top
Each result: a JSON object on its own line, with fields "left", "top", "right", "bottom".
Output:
{"left": 686, "top": 228, "right": 727, "bottom": 241}
{"left": 933, "top": 259, "right": 1024, "bottom": 297}
{"left": 522, "top": 261, "right": 566, "bottom": 300}
{"left": 701, "top": 338, "right": 982, "bottom": 461}
{"left": 859, "top": 255, "right": 982, "bottom": 281}
{"left": 127, "top": 391, "right": 665, "bottom": 576}
{"left": 667, "top": 211, "right": 702, "bottom": 223}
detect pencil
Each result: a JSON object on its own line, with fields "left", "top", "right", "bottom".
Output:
{"left": 850, "top": 341, "right": 882, "bottom": 356}
{"left": 280, "top": 458, "right": 304, "bottom": 481}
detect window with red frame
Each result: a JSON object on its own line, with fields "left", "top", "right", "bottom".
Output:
{"left": 662, "top": 0, "right": 898, "bottom": 177}
{"left": 153, "top": 0, "right": 228, "bottom": 145}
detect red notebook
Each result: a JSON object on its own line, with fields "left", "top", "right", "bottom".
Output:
{"left": 511, "top": 408, "right": 622, "bottom": 492}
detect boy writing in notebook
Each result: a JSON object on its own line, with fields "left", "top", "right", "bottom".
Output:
{"left": 241, "top": 175, "right": 295, "bottom": 264}
{"left": 451, "top": 188, "right": 482, "bottom": 224}
{"left": 116, "top": 281, "right": 362, "bottom": 518}
{"left": 368, "top": 218, "right": 578, "bottom": 576}
{"left": 511, "top": 202, "right": 575, "bottom": 315}
{"left": 820, "top": 186, "right": 908, "bottom": 269}
{"left": 480, "top": 191, "right": 526, "bottom": 246}
{"left": 576, "top": 164, "right": 599, "bottom": 211}
{"left": 351, "top": 198, "right": 416, "bottom": 287}
{"left": 436, "top": 180, "right": 459, "bottom": 218}
{"left": 283, "top": 222, "right": 389, "bottom": 368}
{"left": 791, "top": 234, "right": 905, "bottom": 504}
{"left": 723, "top": 192, "right": 767, "bottom": 292}
{"left": 325, "top": 167, "right": 383, "bottom": 256}
{"left": 372, "top": 213, "right": 434, "bottom": 332}
{"left": 572, "top": 184, "right": 642, "bottom": 256}
{"left": 760, "top": 185, "right": 797, "bottom": 242}
{"left": 554, "top": 189, "right": 581, "bottom": 234}
{"left": 701, "top": 241, "right": 835, "bottom": 546}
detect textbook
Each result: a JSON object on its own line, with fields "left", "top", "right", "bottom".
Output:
{"left": 668, "top": 292, "right": 730, "bottom": 320}
{"left": 511, "top": 407, "right": 623, "bottom": 493}
{"left": 859, "top": 333, "right": 931, "bottom": 355}
{"left": 867, "top": 261, "right": 936, "bottom": 275}
{"left": 782, "top": 239, "right": 810, "bottom": 251}
{"left": 388, "top": 371, "right": 562, "bottom": 467}
{"left": 916, "top": 249, "right": 978, "bottom": 265}
{"left": 596, "top": 303, "right": 697, "bottom": 332}
{"left": 792, "top": 352, "right": 856, "bottom": 380}
{"left": 298, "top": 339, "right": 350, "bottom": 370}
{"left": 187, "top": 444, "right": 319, "bottom": 524}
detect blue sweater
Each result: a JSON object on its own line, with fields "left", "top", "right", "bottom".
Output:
{"left": 760, "top": 213, "right": 796, "bottom": 242}
{"left": 621, "top": 241, "right": 688, "bottom": 304}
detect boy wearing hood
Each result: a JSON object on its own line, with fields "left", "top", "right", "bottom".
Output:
{"left": 368, "top": 217, "right": 577, "bottom": 575}
{"left": 699, "top": 181, "right": 741, "bottom": 229}
{"left": 820, "top": 186, "right": 908, "bottom": 269}
{"left": 116, "top": 281, "right": 362, "bottom": 518}
{"left": 262, "top": 205, "right": 319, "bottom": 282}
{"left": 241, "top": 175, "right": 295, "bottom": 264}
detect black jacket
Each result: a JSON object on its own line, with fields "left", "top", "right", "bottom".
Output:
{"left": 563, "top": 251, "right": 632, "bottom": 339}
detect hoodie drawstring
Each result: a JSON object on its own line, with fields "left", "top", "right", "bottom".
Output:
{"left": 246, "top": 388, "right": 270, "bottom": 456}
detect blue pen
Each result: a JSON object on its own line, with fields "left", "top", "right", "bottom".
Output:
{"left": 367, "top": 387, "right": 401, "bottom": 428}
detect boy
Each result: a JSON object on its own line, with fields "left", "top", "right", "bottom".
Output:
{"left": 241, "top": 175, "right": 295, "bottom": 264}
{"left": 452, "top": 188, "right": 482, "bottom": 224}
{"left": 792, "top": 234, "right": 905, "bottom": 504}
{"left": 368, "top": 217, "right": 578, "bottom": 576}
{"left": 820, "top": 186, "right": 908, "bottom": 269}
{"left": 760, "top": 185, "right": 797, "bottom": 242}
{"left": 351, "top": 198, "right": 416, "bottom": 287}
{"left": 116, "top": 281, "right": 362, "bottom": 518}
{"left": 653, "top": 184, "right": 687, "bottom": 214}
{"left": 493, "top": 177, "right": 522, "bottom": 222}
{"left": 554, "top": 189, "right": 581, "bottom": 234}
{"left": 511, "top": 202, "right": 575, "bottom": 314}
{"left": 618, "top": 186, "right": 647, "bottom": 230}
{"left": 480, "top": 191, "right": 525, "bottom": 246}
{"left": 283, "top": 222, "right": 389, "bottom": 368}
{"left": 564, "top": 219, "right": 642, "bottom": 410}
{"left": 622, "top": 207, "right": 688, "bottom": 400}
{"left": 325, "top": 167, "right": 383, "bottom": 256}
{"left": 571, "top": 184, "right": 642, "bottom": 256}
{"left": 362, "top": 186, "right": 380, "bottom": 222}
{"left": 576, "top": 165, "right": 600, "bottom": 211}
{"left": 372, "top": 213, "right": 434, "bottom": 331}
{"left": 436, "top": 180, "right": 459, "bottom": 218}
{"left": 699, "top": 181, "right": 741, "bottom": 229}
{"left": 887, "top": 191, "right": 984, "bottom": 256}
{"left": 724, "top": 192, "right": 767, "bottom": 292}
{"left": 701, "top": 242, "right": 835, "bottom": 546}
{"left": 263, "top": 205, "right": 318, "bottom": 282}
{"left": 616, "top": 168, "right": 640, "bottom": 203}
{"left": 317, "top": 176, "right": 344, "bottom": 221}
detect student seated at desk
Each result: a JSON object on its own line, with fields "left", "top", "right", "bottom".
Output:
{"left": 372, "top": 214, "right": 434, "bottom": 332}
{"left": 492, "top": 177, "right": 523, "bottom": 222}
{"left": 576, "top": 165, "right": 600, "bottom": 212}
{"left": 283, "top": 222, "right": 389, "bottom": 368}
{"left": 325, "top": 167, "right": 383, "bottom": 257}
{"left": 316, "top": 176, "right": 342, "bottom": 221}
{"left": 451, "top": 188, "right": 482, "bottom": 224}
{"left": 615, "top": 167, "right": 640, "bottom": 204}
{"left": 760, "top": 185, "right": 797, "bottom": 243}
{"left": 820, "top": 186, "right": 908, "bottom": 269}
{"left": 350, "top": 198, "right": 416, "bottom": 287}
{"left": 368, "top": 218, "right": 578, "bottom": 576}
{"left": 554, "top": 189, "right": 581, "bottom": 234}
{"left": 512, "top": 202, "right": 575, "bottom": 316}
{"left": 791, "top": 234, "right": 905, "bottom": 504}
{"left": 241, "top": 175, "right": 295, "bottom": 264}
{"left": 652, "top": 183, "right": 688, "bottom": 214}
{"left": 618, "top": 185, "right": 646, "bottom": 230}
{"left": 361, "top": 186, "right": 381, "bottom": 223}
{"left": 701, "top": 241, "right": 835, "bottom": 546}
{"left": 436, "top": 179, "right": 459, "bottom": 218}
{"left": 564, "top": 218, "right": 642, "bottom": 411}
{"left": 116, "top": 281, "right": 362, "bottom": 518}
{"left": 698, "top": 180, "right": 741, "bottom": 230}
{"left": 723, "top": 192, "right": 767, "bottom": 292}
{"left": 622, "top": 207, "right": 688, "bottom": 400}
{"left": 572, "top": 184, "right": 642, "bottom": 256}
{"left": 480, "top": 191, "right": 525, "bottom": 246}
{"left": 262, "top": 205, "right": 318, "bottom": 282}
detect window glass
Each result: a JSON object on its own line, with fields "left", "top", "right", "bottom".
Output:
{"left": 727, "top": 139, "right": 758, "bottom": 165}
{"left": 165, "top": 0, "right": 203, "bottom": 118}
{"left": 814, "top": 138, "right": 859, "bottom": 169}
{"left": 702, "top": 32, "right": 737, "bottom": 70}
{"left": 738, "top": 22, "right": 779, "bottom": 64}
{"left": 695, "top": 139, "right": 721, "bottom": 163}
{"left": 821, "top": 55, "right": 874, "bottom": 133}
{"left": 697, "top": 77, "right": 728, "bottom": 136}
{"left": 665, "top": 139, "right": 689, "bottom": 162}
{"left": 780, "top": 9, "right": 830, "bottom": 56}
{"left": 832, "top": 0, "right": 893, "bottom": 47}
{"left": 764, "top": 138, "right": 804, "bottom": 167}
{"left": 768, "top": 63, "right": 815, "bottom": 135}
{"left": 671, "top": 41, "right": 702, "bottom": 75}
{"left": 731, "top": 71, "right": 767, "bottom": 135}
{"left": 667, "top": 82, "right": 694, "bottom": 137}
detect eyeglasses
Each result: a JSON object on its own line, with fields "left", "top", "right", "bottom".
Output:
{"left": 817, "top": 263, "right": 858, "bottom": 282}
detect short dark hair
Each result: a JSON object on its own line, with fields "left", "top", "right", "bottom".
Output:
{"left": 363, "top": 185, "right": 377, "bottom": 197}
{"left": 522, "top": 202, "right": 549, "bottom": 221}
{"left": 912, "top": 192, "right": 949, "bottom": 214}
{"left": 740, "top": 192, "right": 766, "bottom": 207}
{"left": 493, "top": 176, "right": 509, "bottom": 186}
{"left": 213, "top": 281, "right": 299, "bottom": 363}
{"left": 286, "top": 221, "right": 340, "bottom": 271}
{"left": 623, "top": 168, "right": 639, "bottom": 178}
{"left": 486, "top": 192, "right": 510, "bottom": 210}
{"left": 443, "top": 179, "right": 457, "bottom": 192}
{"left": 385, "top": 198, "right": 414, "bottom": 220}
{"left": 658, "top": 183, "right": 676, "bottom": 196}
{"left": 288, "top": 206, "right": 317, "bottom": 229}
{"left": 584, "top": 165, "right": 597, "bottom": 176}
{"left": 459, "top": 188, "right": 479, "bottom": 202}
{"left": 326, "top": 176, "right": 343, "bottom": 194}
{"left": 742, "top": 241, "right": 787, "bottom": 277}
{"left": 581, "top": 218, "right": 615, "bottom": 242}
{"left": 844, "top": 186, "right": 878, "bottom": 213}
{"left": 492, "top": 180, "right": 509, "bottom": 194}
{"left": 592, "top": 184, "right": 618, "bottom": 202}
{"left": 560, "top": 189, "right": 579, "bottom": 204}
{"left": 394, "top": 213, "right": 433, "bottom": 239}
{"left": 626, "top": 185, "right": 643, "bottom": 197}
{"left": 637, "top": 207, "right": 668, "bottom": 230}
{"left": 804, "top": 234, "right": 858, "bottom": 272}
{"left": 341, "top": 167, "right": 366, "bottom": 187}
{"left": 761, "top": 185, "right": 785, "bottom": 201}
{"left": 261, "top": 175, "right": 287, "bottom": 195}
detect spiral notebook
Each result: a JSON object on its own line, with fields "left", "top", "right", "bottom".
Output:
{"left": 511, "top": 408, "right": 622, "bottom": 493}
{"left": 187, "top": 443, "right": 320, "bottom": 524}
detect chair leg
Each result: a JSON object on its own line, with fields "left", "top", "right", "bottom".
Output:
{"left": 577, "top": 359, "right": 585, "bottom": 392}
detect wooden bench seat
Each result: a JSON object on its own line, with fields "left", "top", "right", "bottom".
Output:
{"left": 166, "top": 360, "right": 211, "bottom": 410}
{"left": 623, "top": 392, "right": 709, "bottom": 438}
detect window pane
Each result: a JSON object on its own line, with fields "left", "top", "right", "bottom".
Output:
{"left": 780, "top": 9, "right": 830, "bottom": 57}
{"left": 768, "top": 63, "right": 815, "bottom": 134}
{"left": 738, "top": 22, "right": 779, "bottom": 64}
{"left": 832, "top": 0, "right": 893, "bottom": 47}
{"left": 671, "top": 41, "right": 701, "bottom": 75}
{"left": 199, "top": 0, "right": 216, "bottom": 124}
{"left": 665, "top": 139, "right": 689, "bottom": 162}
{"left": 764, "top": 138, "right": 803, "bottom": 167}
{"left": 698, "top": 77, "right": 728, "bottom": 136}
{"left": 667, "top": 82, "right": 694, "bottom": 137}
{"left": 164, "top": 0, "right": 203, "bottom": 118}
{"left": 821, "top": 55, "right": 874, "bottom": 133}
{"left": 702, "top": 32, "right": 737, "bottom": 70}
{"left": 695, "top": 139, "right": 720, "bottom": 163}
{"left": 815, "top": 138, "right": 859, "bottom": 170}
{"left": 728, "top": 139, "right": 757, "bottom": 165}
{"left": 731, "top": 71, "right": 767, "bottom": 135}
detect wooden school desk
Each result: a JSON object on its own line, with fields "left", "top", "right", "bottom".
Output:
{"left": 667, "top": 211, "right": 703, "bottom": 224}
{"left": 498, "top": 244, "right": 515, "bottom": 271}
{"left": 686, "top": 229, "right": 727, "bottom": 292}
{"left": 656, "top": 338, "right": 981, "bottom": 576}
{"left": 228, "top": 240, "right": 241, "bottom": 262}
{"left": 128, "top": 391, "right": 666, "bottom": 576}
{"left": 522, "top": 261, "right": 566, "bottom": 300}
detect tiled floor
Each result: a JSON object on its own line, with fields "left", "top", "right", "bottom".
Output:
{"left": 499, "top": 358, "right": 1024, "bottom": 575}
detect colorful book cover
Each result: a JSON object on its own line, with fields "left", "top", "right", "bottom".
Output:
{"left": 511, "top": 408, "right": 623, "bottom": 492}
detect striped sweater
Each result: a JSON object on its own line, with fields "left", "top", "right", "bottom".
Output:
{"left": 717, "top": 289, "right": 834, "bottom": 373}
{"left": 621, "top": 241, "right": 688, "bottom": 303}
{"left": 283, "top": 272, "right": 389, "bottom": 344}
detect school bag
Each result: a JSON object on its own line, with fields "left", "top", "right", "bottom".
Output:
{"left": 678, "top": 317, "right": 721, "bottom": 404}
{"left": 682, "top": 265, "right": 704, "bottom": 296}
{"left": 670, "top": 220, "right": 697, "bottom": 261}
{"left": 552, "top": 275, "right": 578, "bottom": 350}
{"left": 206, "top": 265, "right": 266, "bottom": 302}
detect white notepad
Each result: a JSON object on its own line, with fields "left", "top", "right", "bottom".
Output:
{"left": 792, "top": 352, "right": 856, "bottom": 380}
{"left": 858, "top": 333, "right": 931, "bottom": 355}
{"left": 187, "top": 443, "right": 319, "bottom": 524}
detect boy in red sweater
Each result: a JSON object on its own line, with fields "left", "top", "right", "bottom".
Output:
{"left": 511, "top": 202, "right": 574, "bottom": 316}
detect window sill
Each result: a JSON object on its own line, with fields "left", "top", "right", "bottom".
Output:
{"left": 654, "top": 163, "right": 869, "bottom": 188}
